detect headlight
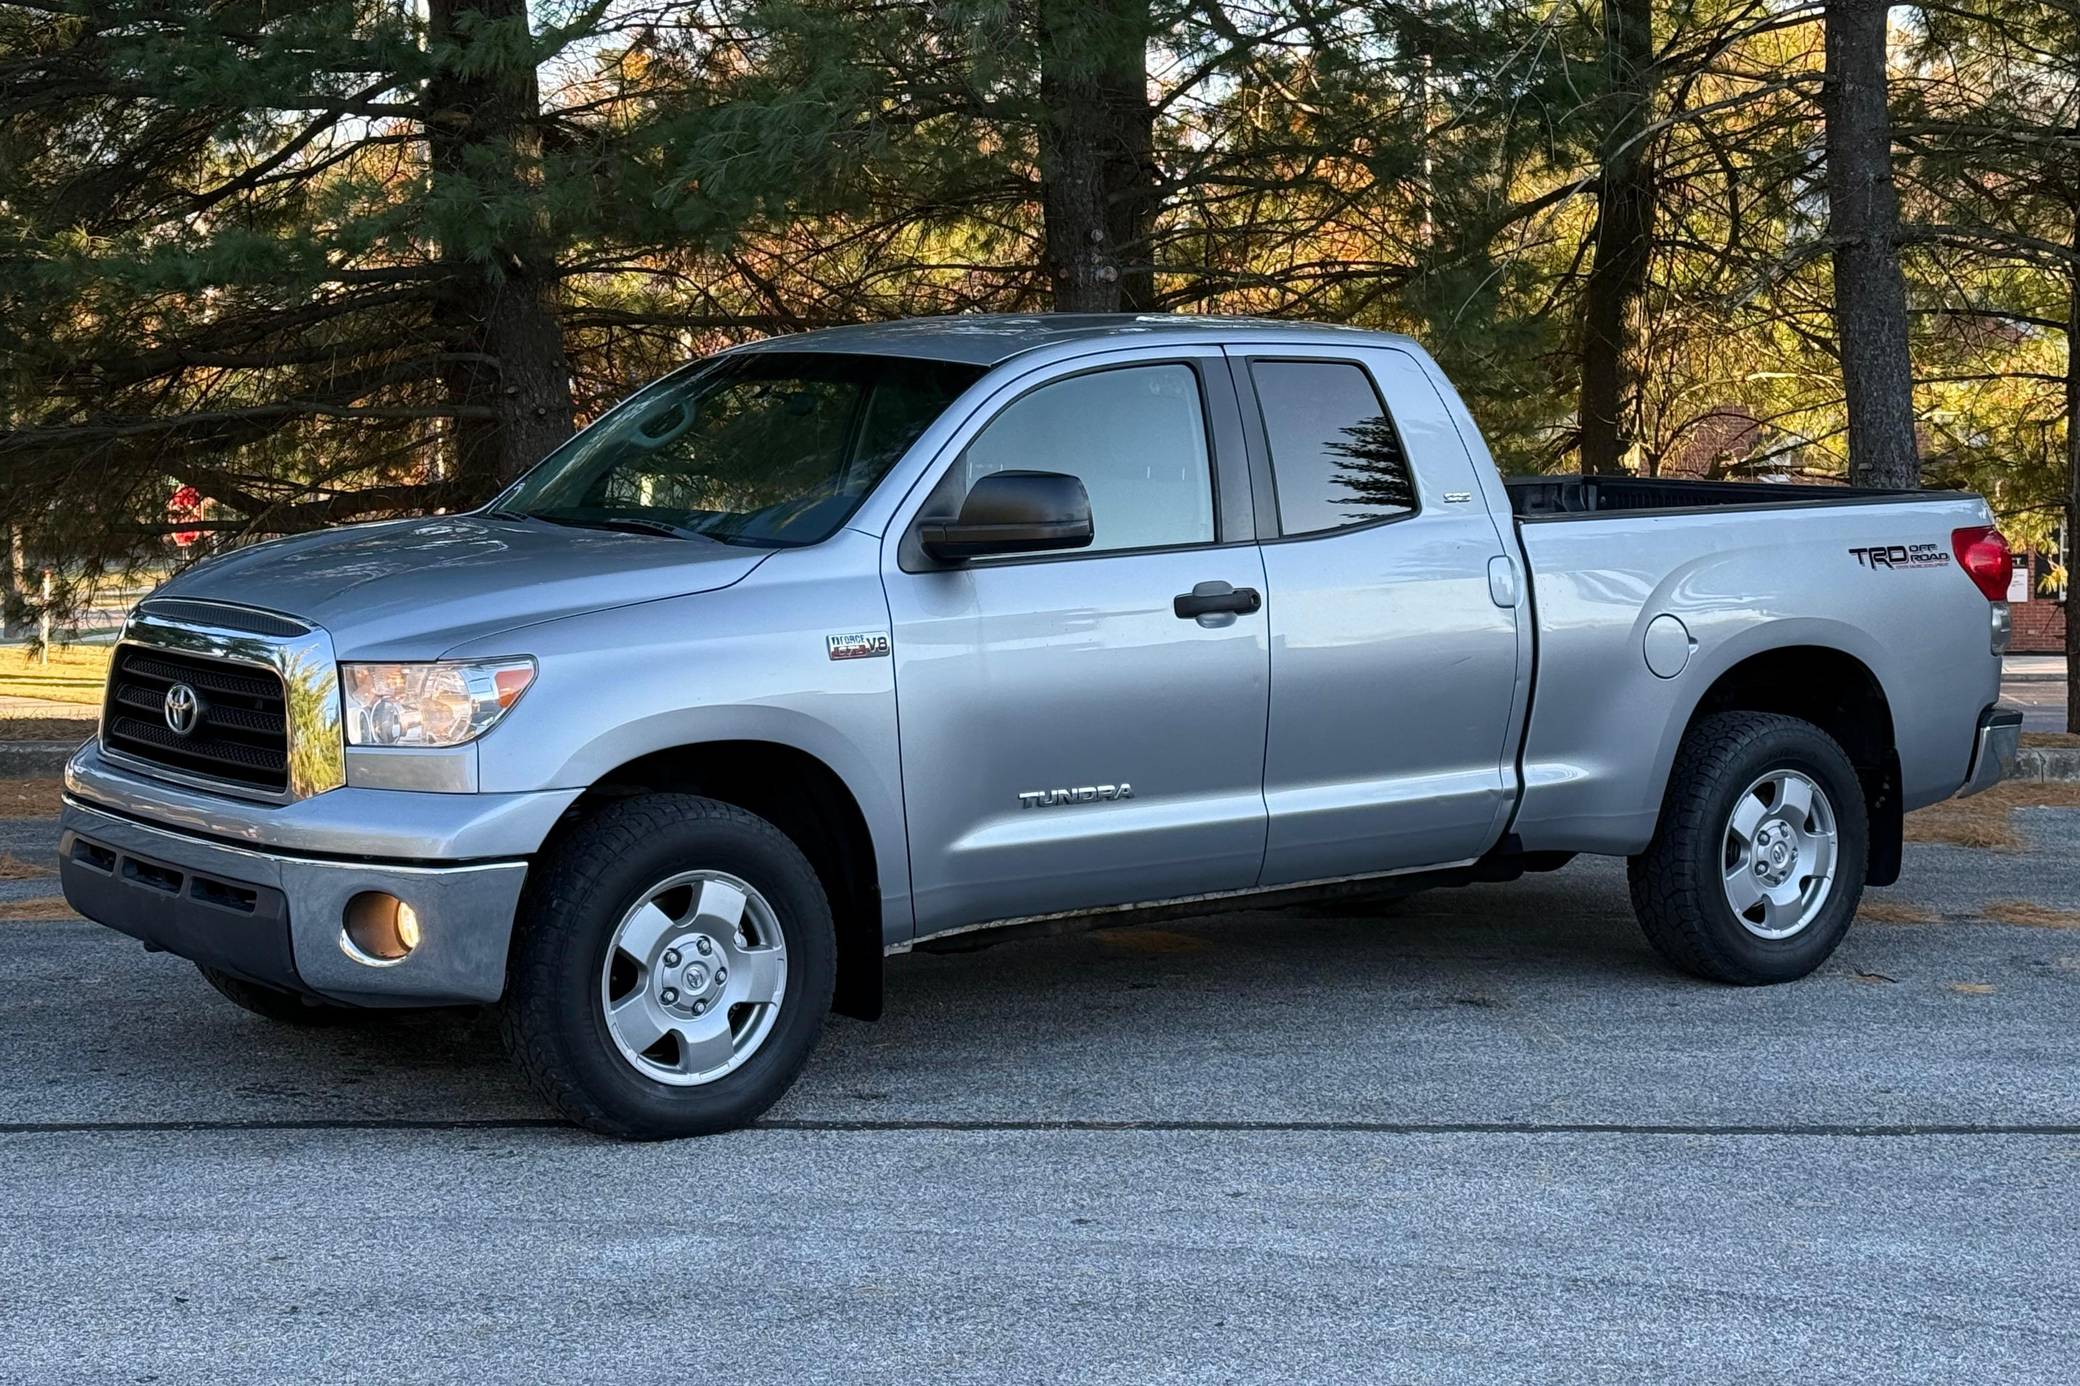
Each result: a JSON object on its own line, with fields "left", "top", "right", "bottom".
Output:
{"left": 340, "top": 659, "right": 535, "bottom": 747}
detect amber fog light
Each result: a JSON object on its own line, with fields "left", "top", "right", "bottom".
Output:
{"left": 343, "top": 892, "right": 421, "bottom": 964}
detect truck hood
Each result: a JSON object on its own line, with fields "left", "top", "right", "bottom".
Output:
{"left": 154, "top": 515, "right": 769, "bottom": 659}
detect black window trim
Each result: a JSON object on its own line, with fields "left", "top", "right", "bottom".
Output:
{"left": 898, "top": 354, "right": 1255, "bottom": 573}
{"left": 1231, "top": 351, "right": 1424, "bottom": 545}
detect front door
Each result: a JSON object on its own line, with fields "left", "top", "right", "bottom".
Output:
{"left": 884, "top": 351, "right": 1270, "bottom": 936}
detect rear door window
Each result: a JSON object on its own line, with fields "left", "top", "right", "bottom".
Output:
{"left": 1250, "top": 360, "right": 1416, "bottom": 536}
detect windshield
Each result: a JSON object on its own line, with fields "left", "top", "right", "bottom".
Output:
{"left": 494, "top": 352, "right": 984, "bottom": 547}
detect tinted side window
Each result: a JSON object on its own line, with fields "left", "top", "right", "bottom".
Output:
{"left": 958, "top": 364, "right": 1215, "bottom": 555}
{"left": 1251, "top": 360, "right": 1415, "bottom": 535}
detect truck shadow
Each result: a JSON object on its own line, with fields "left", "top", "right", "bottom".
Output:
{"left": 4, "top": 861, "right": 1690, "bottom": 1126}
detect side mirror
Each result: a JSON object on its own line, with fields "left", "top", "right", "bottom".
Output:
{"left": 919, "top": 470, "right": 1093, "bottom": 561}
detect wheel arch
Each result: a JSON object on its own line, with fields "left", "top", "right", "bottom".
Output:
{"left": 565, "top": 740, "right": 888, "bottom": 1020}
{"left": 1670, "top": 644, "right": 1902, "bottom": 886}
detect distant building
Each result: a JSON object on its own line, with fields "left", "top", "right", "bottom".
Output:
{"left": 2009, "top": 535, "right": 2068, "bottom": 655}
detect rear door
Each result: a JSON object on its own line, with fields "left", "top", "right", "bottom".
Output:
{"left": 882, "top": 347, "right": 1271, "bottom": 935}
{"left": 1231, "top": 346, "right": 1523, "bottom": 885}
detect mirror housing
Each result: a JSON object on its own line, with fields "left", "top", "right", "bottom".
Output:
{"left": 919, "top": 470, "right": 1093, "bottom": 561}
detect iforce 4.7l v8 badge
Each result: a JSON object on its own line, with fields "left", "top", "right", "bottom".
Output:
{"left": 826, "top": 631, "right": 892, "bottom": 660}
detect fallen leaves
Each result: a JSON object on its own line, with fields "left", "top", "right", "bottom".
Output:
{"left": 1903, "top": 782, "right": 2080, "bottom": 852}
{"left": 1979, "top": 900, "right": 2080, "bottom": 930}
{"left": 0, "top": 778, "right": 63, "bottom": 820}
{"left": 0, "top": 897, "right": 74, "bottom": 921}
{"left": 0, "top": 854, "right": 52, "bottom": 880}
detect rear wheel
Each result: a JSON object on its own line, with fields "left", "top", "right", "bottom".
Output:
{"left": 1629, "top": 712, "right": 1868, "bottom": 985}
{"left": 500, "top": 795, "right": 835, "bottom": 1138}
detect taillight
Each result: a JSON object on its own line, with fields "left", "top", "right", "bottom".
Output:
{"left": 1950, "top": 526, "right": 2011, "bottom": 602}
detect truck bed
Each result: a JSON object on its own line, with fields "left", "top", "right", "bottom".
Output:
{"left": 1504, "top": 474, "right": 1955, "bottom": 519}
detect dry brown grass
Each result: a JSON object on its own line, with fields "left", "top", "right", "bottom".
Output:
{"left": 0, "top": 854, "right": 51, "bottom": 880}
{"left": 2020, "top": 731, "right": 2078, "bottom": 749}
{"left": 1946, "top": 981, "right": 1997, "bottom": 995}
{"left": 1980, "top": 900, "right": 2080, "bottom": 930}
{"left": 0, "top": 897, "right": 74, "bottom": 921}
{"left": 0, "top": 717, "right": 92, "bottom": 743}
{"left": 1903, "top": 781, "right": 2080, "bottom": 851}
{"left": 0, "top": 778, "right": 62, "bottom": 819}
{"left": 1857, "top": 899, "right": 1938, "bottom": 925}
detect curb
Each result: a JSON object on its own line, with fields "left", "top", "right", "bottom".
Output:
{"left": 0, "top": 742, "right": 80, "bottom": 776}
{"left": 2014, "top": 746, "right": 2080, "bottom": 783}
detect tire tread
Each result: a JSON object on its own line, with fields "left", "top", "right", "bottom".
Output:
{"left": 1628, "top": 711, "right": 1864, "bottom": 985}
{"left": 499, "top": 794, "right": 832, "bottom": 1138}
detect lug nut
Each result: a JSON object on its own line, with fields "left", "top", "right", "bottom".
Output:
{"left": 661, "top": 987, "right": 679, "bottom": 1004}
{"left": 716, "top": 968, "right": 727, "bottom": 983}
{"left": 663, "top": 949, "right": 681, "bottom": 967}
{"left": 692, "top": 1000, "right": 707, "bottom": 1015}
{"left": 696, "top": 937, "right": 713, "bottom": 956}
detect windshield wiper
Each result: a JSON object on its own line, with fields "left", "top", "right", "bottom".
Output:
{"left": 529, "top": 513, "right": 702, "bottom": 541}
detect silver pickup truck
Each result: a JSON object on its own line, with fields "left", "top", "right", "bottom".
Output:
{"left": 58, "top": 315, "right": 2022, "bottom": 1137}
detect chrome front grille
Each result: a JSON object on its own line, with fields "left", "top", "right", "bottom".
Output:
{"left": 103, "top": 647, "right": 290, "bottom": 792}
{"left": 99, "top": 601, "right": 346, "bottom": 802}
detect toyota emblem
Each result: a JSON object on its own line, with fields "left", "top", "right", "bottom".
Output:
{"left": 162, "top": 683, "right": 202, "bottom": 737}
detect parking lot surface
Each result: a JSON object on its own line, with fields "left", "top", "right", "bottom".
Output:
{"left": 2, "top": 802, "right": 2077, "bottom": 1383}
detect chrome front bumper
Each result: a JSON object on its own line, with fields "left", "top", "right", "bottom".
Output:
{"left": 57, "top": 740, "right": 579, "bottom": 1005}
{"left": 60, "top": 798, "right": 529, "bottom": 1006}
{"left": 1957, "top": 706, "right": 2024, "bottom": 799}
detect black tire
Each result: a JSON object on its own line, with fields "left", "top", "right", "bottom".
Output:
{"left": 197, "top": 964, "right": 361, "bottom": 1025}
{"left": 1628, "top": 711, "right": 1868, "bottom": 985}
{"left": 499, "top": 794, "right": 836, "bottom": 1139}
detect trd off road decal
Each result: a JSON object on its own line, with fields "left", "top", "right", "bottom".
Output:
{"left": 826, "top": 631, "right": 892, "bottom": 660}
{"left": 1848, "top": 542, "right": 1950, "bottom": 571}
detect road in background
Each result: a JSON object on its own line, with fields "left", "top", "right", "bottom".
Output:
{"left": 2005, "top": 654, "right": 2070, "bottom": 732}
{"left": 1, "top": 801, "right": 2077, "bottom": 1382}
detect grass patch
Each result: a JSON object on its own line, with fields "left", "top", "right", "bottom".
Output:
{"left": 0, "top": 778, "right": 62, "bottom": 819}
{"left": 2020, "top": 731, "right": 2078, "bottom": 749}
{"left": 1903, "top": 781, "right": 2080, "bottom": 851}
{"left": 0, "top": 644, "right": 110, "bottom": 705}
{"left": 1980, "top": 900, "right": 2080, "bottom": 930}
{"left": 0, "top": 897, "right": 74, "bottom": 921}
{"left": 1857, "top": 899, "right": 1938, "bottom": 925}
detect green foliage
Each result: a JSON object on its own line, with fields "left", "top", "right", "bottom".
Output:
{"left": 0, "top": 0, "right": 2073, "bottom": 625}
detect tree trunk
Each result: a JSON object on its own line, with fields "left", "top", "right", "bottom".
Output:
{"left": 424, "top": 0, "right": 575, "bottom": 491}
{"left": 2065, "top": 202, "right": 2079, "bottom": 733}
{"left": 1036, "top": 0, "right": 1156, "bottom": 312}
{"left": 1, "top": 526, "right": 25, "bottom": 640}
{"left": 1578, "top": 0, "right": 1657, "bottom": 477}
{"left": 1823, "top": 0, "right": 1918, "bottom": 490}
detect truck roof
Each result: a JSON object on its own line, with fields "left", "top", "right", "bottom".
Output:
{"left": 732, "top": 313, "right": 1417, "bottom": 367}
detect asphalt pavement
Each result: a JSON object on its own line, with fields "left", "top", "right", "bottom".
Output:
{"left": 2, "top": 806, "right": 2077, "bottom": 1383}
{"left": 2004, "top": 655, "right": 2071, "bottom": 732}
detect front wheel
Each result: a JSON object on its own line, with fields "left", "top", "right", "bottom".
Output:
{"left": 1629, "top": 712, "right": 1868, "bottom": 985}
{"left": 500, "top": 795, "right": 836, "bottom": 1138}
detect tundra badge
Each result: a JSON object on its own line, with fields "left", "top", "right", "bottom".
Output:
{"left": 1018, "top": 784, "right": 1134, "bottom": 809}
